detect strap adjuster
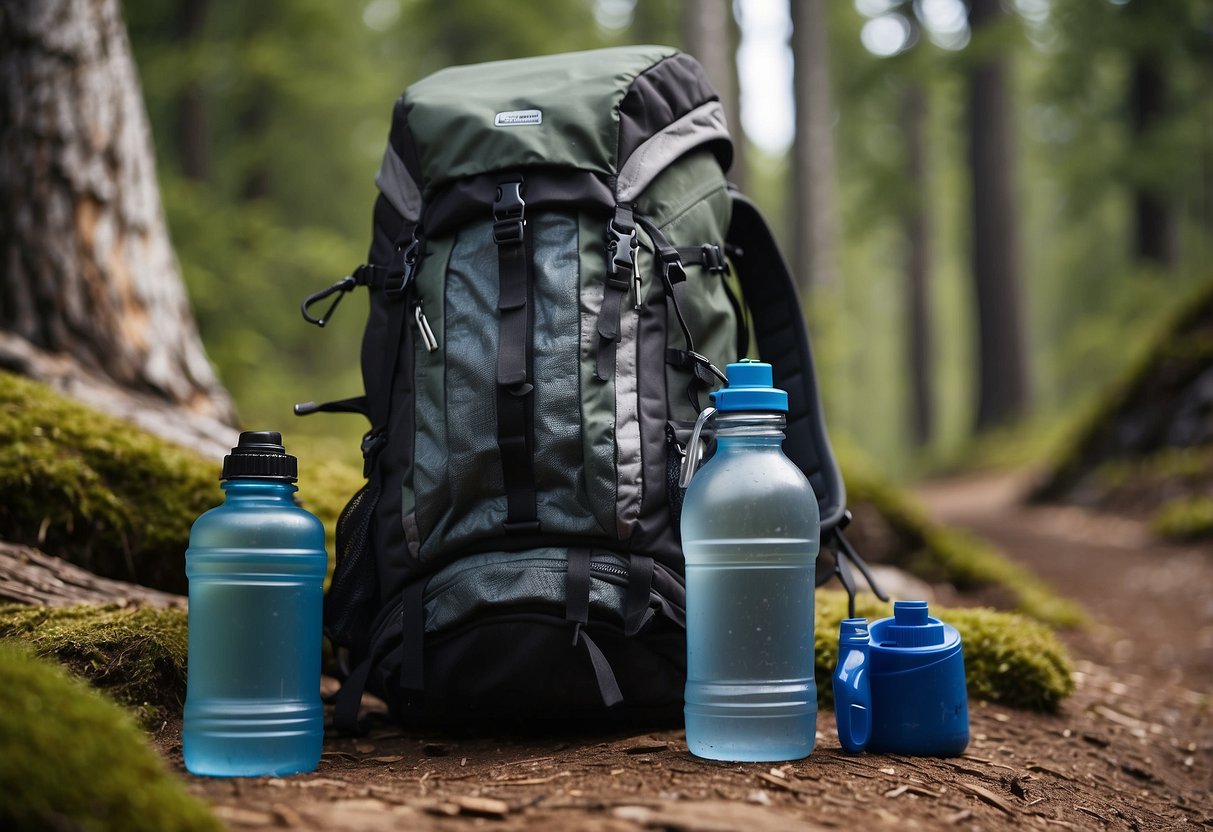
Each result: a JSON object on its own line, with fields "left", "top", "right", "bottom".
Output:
{"left": 701, "top": 244, "right": 727, "bottom": 273}
{"left": 493, "top": 181, "right": 526, "bottom": 245}
{"left": 386, "top": 236, "right": 423, "bottom": 297}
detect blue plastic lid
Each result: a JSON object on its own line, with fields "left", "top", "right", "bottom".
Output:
{"left": 710, "top": 360, "right": 788, "bottom": 412}
{"left": 879, "top": 600, "right": 947, "bottom": 648}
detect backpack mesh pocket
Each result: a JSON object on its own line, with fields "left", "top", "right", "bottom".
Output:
{"left": 324, "top": 482, "right": 380, "bottom": 649}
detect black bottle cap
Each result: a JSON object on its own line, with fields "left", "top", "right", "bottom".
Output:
{"left": 221, "top": 430, "right": 298, "bottom": 482}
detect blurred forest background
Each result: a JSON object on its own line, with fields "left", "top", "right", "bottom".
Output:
{"left": 118, "top": 0, "right": 1212, "bottom": 479}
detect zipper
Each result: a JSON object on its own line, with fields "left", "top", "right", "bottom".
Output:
{"left": 422, "top": 553, "right": 634, "bottom": 604}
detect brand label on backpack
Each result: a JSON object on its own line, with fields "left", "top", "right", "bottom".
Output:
{"left": 494, "top": 109, "right": 542, "bottom": 126}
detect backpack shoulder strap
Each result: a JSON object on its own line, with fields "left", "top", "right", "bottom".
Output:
{"left": 726, "top": 191, "right": 847, "bottom": 533}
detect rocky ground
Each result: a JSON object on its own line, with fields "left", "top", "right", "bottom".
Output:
{"left": 161, "top": 472, "right": 1213, "bottom": 831}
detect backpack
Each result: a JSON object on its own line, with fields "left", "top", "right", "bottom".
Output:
{"left": 298, "top": 46, "right": 879, "bottom": 731}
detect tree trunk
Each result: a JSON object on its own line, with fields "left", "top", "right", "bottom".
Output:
{"left": 902, "top": 82, "right": 933, "bottom": 446}
{"left": 683, "top": 0, "right": 746, "bottom": 190}
{"left": 175, "top": 0, "right": 211, "bottom": 181}
{"left": 790, "top": 0, "right": 840, "bottom": 294}
{"left": 0, "top": 0, "right": 237, "bottom": 433}
{"left": 1129, "top": 56, "right": 1179, "bottom": 267}
{"left": 966, "top": 0, "right": 1030, "bottom": 430}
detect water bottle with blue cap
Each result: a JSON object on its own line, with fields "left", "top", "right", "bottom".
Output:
{"left": 680, "top": 360, "right": 820, "bottom": 761}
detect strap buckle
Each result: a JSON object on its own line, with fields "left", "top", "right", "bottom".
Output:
{"left": 492, "top": 181, "right": 526, "bottom": 244}
{"left": 701, "top": 244, "right": 727, "bottom": 273}
{"left": 386, "top": 235, "right": 423, "bottom": 297}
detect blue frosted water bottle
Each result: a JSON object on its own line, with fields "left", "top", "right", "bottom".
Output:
{"left": 680, "top": 360, "right": 820, "bottom": 761}
{"left": 183, "top": 431, "right": 326, "bottom": 777}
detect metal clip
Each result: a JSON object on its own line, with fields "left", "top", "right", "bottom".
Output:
{"left": 414, "top": 303, "right": 438, "bottom": 352}
{"left": 679, "top": 406, "right": 716, "bottom": 488}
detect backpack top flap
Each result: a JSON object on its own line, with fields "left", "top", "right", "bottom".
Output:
{"left": 375, "top": 46, "right": 734, "bottom": 225}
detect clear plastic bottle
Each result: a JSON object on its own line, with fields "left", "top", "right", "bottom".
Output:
{"left": 681, "top": 361, "right": 820, "bottom": 762}
{"left": 183, "top": 431, "right": 326, "bottom": 777}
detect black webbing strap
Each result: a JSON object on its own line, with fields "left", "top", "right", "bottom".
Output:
{"left": 334, "top": 655, "right": 373, "bottom": 734}
{"left": 398, "top": 578, "right": 426, "bottom": 692}
{"left": 726, "top": 192, "right": 847, "bottom": 532}
{"left": 623, "top": 554, "right": 654, "bottom": 637}
{"left": 565, "top": 549, "right": 623, "bottom": 708}
{"left": 493, "top": 180, "right": 539, "bottom": 533}
{"left": 595, "top": 204, "right": 639, "bottom": 382}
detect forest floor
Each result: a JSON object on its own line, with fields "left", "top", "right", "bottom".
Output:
{"left": 159, "top": 471, "right": 1213, "bottom": 831}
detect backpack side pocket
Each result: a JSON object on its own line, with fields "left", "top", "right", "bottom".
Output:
{"left": 324, "top": 482, "right": 381, "bottom": 650}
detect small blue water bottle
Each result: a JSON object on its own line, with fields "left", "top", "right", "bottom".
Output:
{"left": 680, "top": 360, "right": 820, "bottom": 761}
{"left": 183, "top": 431, "right": 327, "bottom": 777}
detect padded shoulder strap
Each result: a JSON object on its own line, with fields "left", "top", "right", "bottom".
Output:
{"left": 727, "top": 192, "right": 847, "bottom": 532}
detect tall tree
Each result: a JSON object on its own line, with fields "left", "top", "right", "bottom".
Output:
{"left": 683, "top": 0, "right": 746, "bottom": 190}
{"left": 0, "top": 0, "right": 237, "bottom": 453}
{"left": 901, "top": 80, "right": 933, "bottom": 445}
{"left": 791, "top": 0, "right": 840, "bottom": 294}
{"left": 1124, "top": 1, "right": 1178, "bottom": 267}
{"left": 174, "top": 0, "right": 210, "bottom": 181}
{"left": 966, "top": 0, "right": 1030, "bottom": 430}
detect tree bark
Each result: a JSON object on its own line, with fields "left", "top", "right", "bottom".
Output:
{"left": 790, "top": 0, "right": 840, "bottom": 294}
{"left": 0, "top": 541, "right": 186, "bottom": 609}
{"left": 966, "top": 0, "right": 1030, "bottom": 430}
{"left": 1128, "top": 56, "right": 1179, "bottom": 267}
{"left": 0, "top": 0, "right": 237, "bottom": 429}
{"left": 902, "top": 82, "right": 933, "bottom": 446}
{"left": 683, "top": 0, "right": 745, "bottom": 190}
{"left": 175, "top": 0, "right": 211, "bottom": 182}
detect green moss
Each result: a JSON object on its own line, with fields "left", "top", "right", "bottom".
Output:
{"left": 0, "top": 642, "right": 220, "bottom": 832}
{"left": 1036, "top": 276, "right": 1213, "bottom": 501}
{"left": 814, "top": 590, "right": 1074, "bottom": 713}
{"left": 0, "top": 371, "right": 219, "bottom": 593}
{"left": 0, "top": 371, "right": 364, "bottom": 592}
{"left": 1153, "top": 496, "right": 1213, "bottom": 540}
{"left": 0, "top": 604, "right": 188, "bottom": 725}
{"left": 843, "top": 462, "right": 1085, "bottom": 628}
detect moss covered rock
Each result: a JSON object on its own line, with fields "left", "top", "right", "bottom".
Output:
{"left": 1153, "top": 495, "right": 1213, "bottom": 540}
{"left": 0, "top": 642, "right": 220, "bottom": 832}
{"left": 814, "top": 590, "right": 1074, "bottom": 712}
{"left": 1034, "top": 277, "right": 1213, "bottom": 513}
{"left": 0, "top": 371, "right": 353, "bottom": 592}
{"left": 0, "top": 371, "right": 219, "bottom": 593}
{"left": 0, "top": 603, "right": 188, "bottom": 724}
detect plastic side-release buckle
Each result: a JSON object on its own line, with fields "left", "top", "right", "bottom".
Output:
{"left": 701, "top": 243, "right": 727, "bottom": 273}
{"left": 492, "top": 181, "right": 526, "bottom": 244}
{"left": 386, "top": 235, "right": 423, "bottom": 297}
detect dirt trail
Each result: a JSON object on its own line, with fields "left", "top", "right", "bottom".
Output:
{"left": 915, "top": 471, "right": 1213, "bottom": 692}
{"left": 169, "top": 473, "right": 1213, "bottom": 831}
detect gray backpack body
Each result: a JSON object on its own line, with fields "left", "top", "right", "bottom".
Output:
{"left": 300, "top": 46, "right": 858, "bottom": 729}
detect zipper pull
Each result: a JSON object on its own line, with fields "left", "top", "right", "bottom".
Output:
{"left": 630, "top": 253, "right": 642, "bottom": 311}
{"left": 414, "top": 302, "right": 438, "bottom": 352}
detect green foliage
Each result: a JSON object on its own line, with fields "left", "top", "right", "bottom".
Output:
{"left": 815, "top": 590, "right": 1074, "bottom": 713}
{"left": 0, "top": 371, "right": 219, "bottom": 593}
{"left": 0, "top": 604, "right": 189, "bottom": 725}
{"left": 0, "top": 642, "right": 220, "bottom": 832}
